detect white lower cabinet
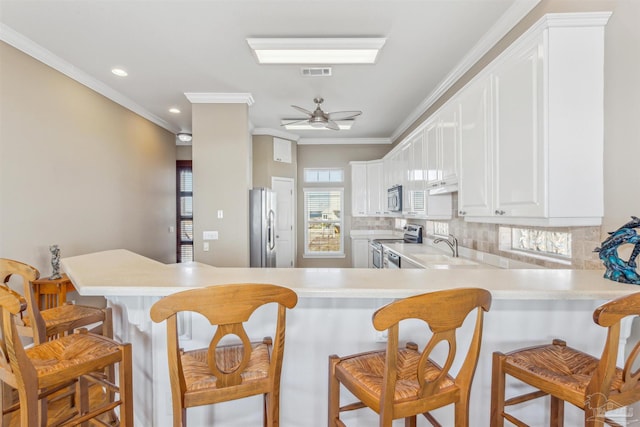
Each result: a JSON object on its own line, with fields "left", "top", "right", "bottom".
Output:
{"left": 351, "top": 238, "right": 369, "bottom": 268}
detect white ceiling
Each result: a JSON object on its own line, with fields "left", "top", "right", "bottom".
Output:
{"left": 0, "top": 0, "right": 539, "bottom": 143}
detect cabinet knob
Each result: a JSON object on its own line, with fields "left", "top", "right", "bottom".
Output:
{"left": 494, "top": 210, "right": 506, "bottom": 215}
{"left": 459, "top": 210, "right": 466, "bottom": 215}
{"left": 440, "top": 181, "right": 446, "bottom": 185}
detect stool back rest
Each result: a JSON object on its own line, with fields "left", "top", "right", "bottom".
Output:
{"left": 0, "top": 259, "right": 46, "bottom": 344}
{"left": 0, "top": 284, "right": 37, "bottom": 390}
{"left": 591, "top": 291, "right": 640, "bottom": 397}
{"left": 150, "top": 283, "right": 298, "bottom": 390}
{"left": 372, "top": 288, "right": 492, "bottom": 399}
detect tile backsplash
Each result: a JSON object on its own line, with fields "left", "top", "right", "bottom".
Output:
{"left": 352, "top": 198, "right": 605, "bottom": 270}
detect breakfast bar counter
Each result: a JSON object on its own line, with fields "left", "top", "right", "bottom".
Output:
{"left": 62, "top": 249, "right": 640, "bottom": 426}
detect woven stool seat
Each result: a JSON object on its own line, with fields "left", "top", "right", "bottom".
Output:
{"left": 336, "top": 348, "right": 455, "bottom": 403}
{"left": 491, "top": 292, "right": 640, "bottom": 427}
{"left": 182, "top": 343, "right": 271, "bottom": 392}
{"left": 24, "top": 303, "right": 108, "bottom": 338}
{"left": 25, "top": 332, "right": 123, "bottom": 389}
{"left": 504, "top": 341, "right": 624, "bottom": 397}
{"left": 150, "top": 283, "right": 298, "bottom": 426}
{"left": 329, "top": 288, "right": 492, "bottom": 427}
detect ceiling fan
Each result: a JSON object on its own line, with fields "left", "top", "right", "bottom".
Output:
{"left": 282, "top": 97, "right": 362, "bottom": 130}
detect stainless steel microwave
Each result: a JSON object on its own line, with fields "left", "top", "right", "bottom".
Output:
{"left": 387, "top": 185, "right": 402, "bottom": 212}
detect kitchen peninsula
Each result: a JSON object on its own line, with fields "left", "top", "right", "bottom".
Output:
{"left": 63, "top": 249, "right": 640, "bottom": 426}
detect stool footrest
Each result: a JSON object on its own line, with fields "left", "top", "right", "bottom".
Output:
{"left": 505, "top": 390, "right": 547, "bottom": 406}
{"left": 340, "top": 401, "right": 366, "bottom": 412}
{"left": 503, "top": 411, "right": 529, "bottom": 427}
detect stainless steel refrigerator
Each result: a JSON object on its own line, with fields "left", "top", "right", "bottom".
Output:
{"left": 250, "top": 188, "right": 276, "bottom": 267}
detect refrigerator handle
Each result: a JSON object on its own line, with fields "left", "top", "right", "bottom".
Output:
{"left": 268, "top": 209, "right": 276, "bottom": 250}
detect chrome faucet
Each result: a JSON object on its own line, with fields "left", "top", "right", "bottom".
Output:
{"left": 433, "top": 234, "right": 459, "bottom": 257}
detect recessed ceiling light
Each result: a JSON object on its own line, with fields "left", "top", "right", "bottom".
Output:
{"left": 247, "top": 38, "right": 386, "bottom": 64}
{"left": 169, "top": 108, "right": 181, "bottom": 114}
{"left": 281, "top": 119, "right": 355, "bottom": 130}
{"left": 111, "top": 68, "right": 128, "bottom": 77}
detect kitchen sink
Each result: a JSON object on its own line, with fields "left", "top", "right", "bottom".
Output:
{"left": 410, "top": 254, "right": 488, "bottom": 269}
{"left": 412, "top": 254, "right": 478, "bottom": 265}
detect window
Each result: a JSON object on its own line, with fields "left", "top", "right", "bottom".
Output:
{"left": 304, "top": 168, "right": 344, "bottom": 183}
{"left": 499, "top": 226, "right": 571, "bottom": 261}
{"left": 303, "top": 188, "right": 344, "bottom": 257}
{"left": 176, "top": 161, "right": 193, "bottom": 262}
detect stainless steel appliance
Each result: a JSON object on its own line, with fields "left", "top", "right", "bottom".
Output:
{"left": 370, "top": 224, "right": 423, "bottom": 268}
{"left": 250, "top": 188, "right": 276, "bottom": 268}
{"left": 387, "top": 251, "right": 401, "bottom": 269}
{"left": 387, "top": 185, "right": 402, "bottom": 212}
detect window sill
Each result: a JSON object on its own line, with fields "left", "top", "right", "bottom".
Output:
{"left": 303, "top": 253, "right": 346, "bottom": 259}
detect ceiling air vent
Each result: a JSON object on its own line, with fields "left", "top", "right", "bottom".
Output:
{"left": 301, "top": 67, "right": 332, "bottom": 77}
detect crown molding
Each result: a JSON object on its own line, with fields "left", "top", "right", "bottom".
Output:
{"left": 184, "top": 92, "right": 255, "bottom": 105}
{"left": 390, "top": 0, "right": 541, "bottom": 142}
{"left": 297, "top": 138, "right": 391, "bottom": 145}
{"left": 0, "top": 23, "right": 180, "bottom": 134}
{"left": 252, "top": 128, "right": 300, "bottom": 142}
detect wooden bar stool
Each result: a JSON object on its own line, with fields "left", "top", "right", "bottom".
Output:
{"left": 150, "top": 283, "right": 298, "bottom": 427}
{"left": 328, "top": 287, "right": 492, "bottom": 427}
{"left": 491, "top": 292, "right": 640, "bottom": 427}
{"left": 0, "top": 284, "right": 133, "bottom": 426}
{"left": 0, "top": 258, "right": 112, "bottom": 345}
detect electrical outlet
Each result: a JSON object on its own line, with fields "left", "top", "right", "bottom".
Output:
{"left": 203, "top": 231, "right": 218, "bottom": 240}
{"left": 203, "top": 242, "right": 209, "bottom": 251}
{"left": 217, "top": 210, "right": 224, "bottom": 219}
{"left": 375, "top": 329, "right": 388, "bottom": 342}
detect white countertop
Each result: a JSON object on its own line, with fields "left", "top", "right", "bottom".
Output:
{"left": 61, "top": 249, "right": 640, "bottom": 300}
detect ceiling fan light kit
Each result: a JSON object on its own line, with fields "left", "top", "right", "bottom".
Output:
{"left": 281, "top": 97, "right": 362, "bottom": 131}
{"left": 246, "top": 37, "right": 386, "bottom": 64}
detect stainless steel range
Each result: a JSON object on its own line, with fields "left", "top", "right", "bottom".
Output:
{"left": 370, "top": 224, "right": 423, "bottom": 268}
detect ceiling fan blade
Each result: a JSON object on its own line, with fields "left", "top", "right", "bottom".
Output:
{"left": 326, "top": 120, "right": 340, "bottom": 131}
{"left": 291, "top": 105, "right": 313, "bottom": 116}
{"left": 327, "top": 110, "right": 362, "bottom": 120}
{"left": 280, "top": 119, "right": 309, "bottom": 126}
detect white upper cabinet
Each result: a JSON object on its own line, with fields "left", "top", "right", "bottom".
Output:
{"left": 457, "top": 12, "right": 610, "bottom": 226}
{"left": 492, "top": 39, "right": 544, "bottom": 218}
{"left": 350, "top": 161, "right": 368, "bottom": 217}
{"left": 458, "top": 77, "right": 492, "bottom": 217}
{"left": 367, "top": 160, "right": 384, "bottom": 215}
{"left": 425, "top": 104, "right": 459, "bottom": 194}
{"left": 405, "top": 131, "right": 426, "bottom": 216}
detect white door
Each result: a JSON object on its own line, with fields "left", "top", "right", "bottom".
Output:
{"left": 272, "top": 177, "right": 295, "bottom": 267}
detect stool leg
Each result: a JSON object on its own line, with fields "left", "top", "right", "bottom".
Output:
{"left": 328, "top": 355, "right": 340, "bottom": 427}
{"left": 404, "top": 415, "right": 416, "bottom": 427}
{"left": 550, "top": 396, "right": 564, "bottom": 427}
{"left": 490, "top": 352, "right": 506, "bottom": 427}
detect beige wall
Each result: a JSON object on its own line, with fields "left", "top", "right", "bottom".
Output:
{"left": 252, "top": 135, "right": 297, "bottom": 188}
{"left": 0, "top": 42, "right": 177, "bottom": 280}
{"left": 192, "top": 103, "right": 251, "bottom": 267}
{"left": 176, "top": 145, "right": 192, "bottom": 161}
{"left": 296, "top": 144, "right": 391, "bottom": 268}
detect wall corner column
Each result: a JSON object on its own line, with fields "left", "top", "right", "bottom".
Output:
{"left": 186, "top": 92, "right": 254, "bottom": 267}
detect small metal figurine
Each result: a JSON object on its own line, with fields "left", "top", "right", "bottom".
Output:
{"left": 594, "top": 216, "right": 640, "bottom": 284}
{"left": 49, "top": 244, "right": 62, "bottom": 280}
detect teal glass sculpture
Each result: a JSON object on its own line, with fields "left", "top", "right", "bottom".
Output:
{"left": 595, "top": 216, "right": 640, "bottom": 284}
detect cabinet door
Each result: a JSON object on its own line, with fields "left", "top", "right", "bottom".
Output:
{"left": 439, "top": 103, "right": 459, "bottom": 186}
{"left": 406, "top": 133, "right": 426, "bottom": 216}
{"left": 400, "top": 143, "right": 412, "bottom": 214}
{"left": 425, "top": 120, "right": 440, "bottom": 189}
{"left": 351, "top": 238, "right": 369, "bottom": 268}
{"left": 350, "top": 162, "right": 368, "bottom": 217}
{"left": 458, "top": 78, "right": 493, "bottom": 217}
{"left": 366, "top": 161, "right": 384, "bottom": 215}
{"left": 493, "top": 42, "right": 545, "bottom": 217}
